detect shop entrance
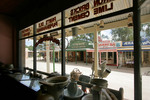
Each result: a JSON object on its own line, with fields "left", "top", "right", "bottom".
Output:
{"left": 77, "top": 51, "right": 84, "bottom": 61}
{"left": 80, "top": 51, "right": 84, "bottom": 61}
{"left": 114, "top": 52, "right": 117, "bottom": 64}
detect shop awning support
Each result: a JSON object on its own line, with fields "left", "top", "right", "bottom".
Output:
{"left": 99, "top": 52, "right": 101, "bottom": 65}
{"left": 67, "top": 51, "right": 68, "bottom": 63}
{"left": 75, "top": 51, "right": 77, "bottom": 64}
{"left": 86, "top": 51, "right": 87, "bottom": 65}
{"left": 116, "top": 52, "right": 118, "bottom": 66}
{"left": 94, "top": 25, "right": 98, "bottom": 77}
{"left": 133, "top": 0, "right": 142, "bottom": 100}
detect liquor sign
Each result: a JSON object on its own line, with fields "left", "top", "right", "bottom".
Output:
{"left": 21, "top": 25, "right": 33, "bottom": 38}
{"left": 36, "top": 13, "right": 61, "bottom": 34}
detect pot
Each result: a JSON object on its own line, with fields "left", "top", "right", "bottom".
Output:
{"left": 37, "top": 76, "right": 68, "bottom": 100}
{"left": 90, "top": 78, "right": 108, "bottom": 88}
{"left": 64, "top": 81, "right": 84, "bottom": 100}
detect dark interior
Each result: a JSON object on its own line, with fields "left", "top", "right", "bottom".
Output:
{"left": 0, "top": 0, "right": 85, "bottom": 99}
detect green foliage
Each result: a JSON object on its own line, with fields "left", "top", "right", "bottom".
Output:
{"left": 70, "top": 33, "right": 94, "bottom": 43}
{"left": 36, "top": 43, "right": 46, "bottom": 50}
{"left": 101, "top": 34, "right": 109, "bottom": 39}
{"left": 26, "top": 45, "right": 33, "bottom": 51}
{"left": 111, "top": 27, "right": 133, "bottom": 41}
{"left": 141, "top": 23, "right": 150, "bottom": 37}
{"left": 69, "top": 31, "right": 102, "bottom": 43}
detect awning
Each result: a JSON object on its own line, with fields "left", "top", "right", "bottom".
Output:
{"left": 117, "top": 47, "right": 150, "bottom": 52}
{"left": 66, "top": 48, "right": 87, "bottom": 51}
{"left": 86, "top": 48, "right": 117, "bottom": 52}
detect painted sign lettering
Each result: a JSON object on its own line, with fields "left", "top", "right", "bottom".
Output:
{"left": 69, "top": 3, "right": 90, "bottom": 22}
{"left": 67, "top": 40, "right": 93, "bottom": 49}
{"left": 35, "top": 36, "right": 60, "bottom": 47}
{"left": 36, "top": 16, "right": 58, "bottom": 33}
{"left": 93, "top": 0, "right": 114, "bottom": 15}
{"left": 21, "top": 26, "right": 33, "bottom": 38}
{"left": 122, "top": 40, "right": 150, "bottom": 46}
{"left": 68, "top": 0, "right": 114, "bottom": 22}
{"left": 99, "top": 40, "right": 121, "bottom": 48}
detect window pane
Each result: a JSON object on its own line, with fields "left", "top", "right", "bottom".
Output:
{"left": 141, "top": 22, "right": 150, "bottom": 100}
{"left": 36, "top": 31, "right": 61, "bottom": 77}
{"left": 64, "top": 18, "right": 134, "bottom": 99}
{"left": 21, "top": 38, "right": 33, "bottom": 69}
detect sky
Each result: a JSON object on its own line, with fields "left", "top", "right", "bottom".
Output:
{"left": 101, "top": 29, "right": 112, "bottom": 40}
{"left": 25, "top": 39, "right": 33, "bottom": 46}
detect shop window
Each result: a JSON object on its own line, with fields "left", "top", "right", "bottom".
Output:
{"left": 126, "top": 52, "right": 132, "bottom": 60}
{"left": 144, "top": 51, "right": 149, "bottom": 62}
{"left": 25, "top": 38, "right": 33, "bottom": 69}
{"left": 20, "top": 38, "right": 33, "bottom": 70}
{"left": 108, "top": 52, "right": 113, "bottom": 59}
{"left": 101, "top": 52, "right": 106, "bottom": 60}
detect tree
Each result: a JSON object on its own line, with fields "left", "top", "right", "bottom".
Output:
{"left": 111, "top": 27, "right": 133, "bottom": 41}
{"left": 36, "top": 43, "right": 46, "bottom": 51}
{"left": 141, "top": 23, "right": 150, "bottom": 38}
{"left": 70, "top": 33, "right": 94, "bottom": 42}
{"left": 70, "top": 31, "right": 101, "bottom": 43}
{"left": 101, "top": 34, "right": 109, "bottom": 39}
{"left": 26, "top": 45, "right": 33, "bottom": 51}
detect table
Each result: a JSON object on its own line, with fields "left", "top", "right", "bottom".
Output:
{"left": 9, "top": 73, "right": 41, "bottom": 91}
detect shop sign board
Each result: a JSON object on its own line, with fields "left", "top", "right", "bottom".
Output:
{"left": 98, "top": 36, "right": 110, "bottom": 43}
{"left": 98, "top": 36, "right": 122, "bottom": 48}
{"left": 66, "top": 0, "right": 114, "bottom": 24}
{"left": 122, "top": 39, "right": 150, "bottom": 46}
{"left": 115, "top": 41, "right": 122, "bottom": 47}
{"left": 35, "top": 36, "right": 60, "bottom": 47}
{"left": 67, "top": 40, "right": 93, "bottom": 49}
{"left": 122, "top": 41, "right": 133, "bottom": 46}
{"left": 98, "top": 41, "right": 122, "bottom": 48}
{"left": 36, "top": 13, "right": 61, "bottom": 34}
{"left": 20, "top": 25, "right": 33, "bottom": 38}
{"left": 65, "top": 0, "right": 132, "bottom": 25}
